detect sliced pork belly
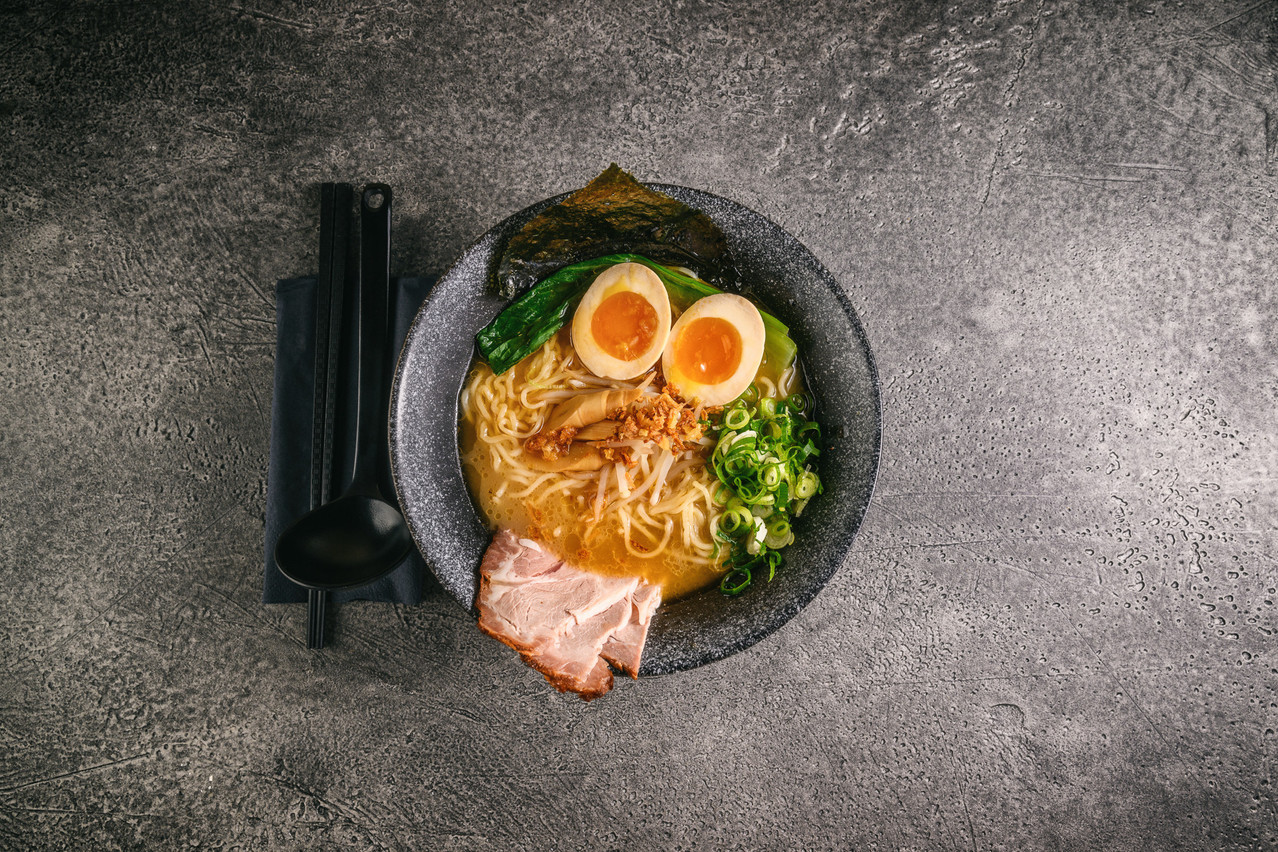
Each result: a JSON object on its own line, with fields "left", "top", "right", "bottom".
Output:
{"left": 478, "top": 531, "right": 638, "bottom": 654}
{"left": 476, "top": 528, "right": 660, "bottom": 700}
{"left": 520, "top": 596, "right": 631, "bottom": 699}
{"left": 601, "top": 581, "right": 662, "bottom": 678}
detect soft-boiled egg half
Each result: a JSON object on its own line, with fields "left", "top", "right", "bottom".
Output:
{"left": 571, "top": 262, "right": 671, "bottom": 379}
{"left": 662, "top": 293, "right": 764, "bottom": 406}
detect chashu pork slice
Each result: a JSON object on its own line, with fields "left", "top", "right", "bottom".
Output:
{"left": 477, "top": 529, "right": 646, "bottom": 700}
{"left": 478, "top": 531, "right": 638, "bottom": 652}
{"left": 519, "top": 596, "right": 632, "bottom": 700}
{"left": 600, "top": 581, "right": 663, "bottom": 678}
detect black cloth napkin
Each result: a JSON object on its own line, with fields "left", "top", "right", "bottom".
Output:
{"left": 262, "top": 275, "right": 434, "bottom": 604}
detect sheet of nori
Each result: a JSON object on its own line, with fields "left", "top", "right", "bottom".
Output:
{"left": 494, "top": 164, "right": 736, "bottom": 298}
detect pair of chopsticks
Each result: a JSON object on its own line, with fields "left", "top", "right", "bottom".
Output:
{"left": 306, "top": 183, "right": 353, "bottom": 648}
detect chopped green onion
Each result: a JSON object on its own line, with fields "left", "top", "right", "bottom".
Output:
{"left": 708, "top": 383, "right": 824, "bottom": 595}
{"left": 746, "top": 517, "right": 766, "bottom": 554}
{"left": 762, "top": 463, "right": 783, "bottom": 489}
{"left": 767, "top": 550, "right": 781, "bottom": 581}
{"left": 764, "top": 518, "right": 792, "bottom": 550}
{"left": 725, "top": 505, "right": 751, "bottom": 533}
{"left": 720, "top": 566, "right": 752, "bottom": 596}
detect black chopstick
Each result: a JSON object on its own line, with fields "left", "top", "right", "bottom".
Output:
{"left": 306, "top": 182, "right": 353, "bottom": 649}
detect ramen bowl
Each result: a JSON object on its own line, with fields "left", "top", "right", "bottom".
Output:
{"left": 390, "top": 185, "right": 881, "bottom": 675}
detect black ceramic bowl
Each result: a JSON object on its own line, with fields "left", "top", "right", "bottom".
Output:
{"left": 390, "top": 185, "right": 880, "bottom": 675}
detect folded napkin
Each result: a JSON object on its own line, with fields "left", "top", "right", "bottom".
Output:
{"left": 262, "top": 276, "right": 434, "bottom": 604}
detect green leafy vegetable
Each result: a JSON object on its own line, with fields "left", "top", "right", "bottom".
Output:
{"left": 475, "top": 257, "right": 618, "bottom": 376}
{"left": 709, "top": 391, "right": 823, "bottom": 596}
{"left": 475, "top": 253, "right": 797, "bottom": 376}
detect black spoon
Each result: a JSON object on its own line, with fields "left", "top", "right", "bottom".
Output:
{"left": 275, "top": 185, "right": 413, "bottom": 605}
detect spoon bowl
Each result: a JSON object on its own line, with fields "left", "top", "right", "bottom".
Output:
{"left": 275, "top": 494, "right": 412, "bottom": 590}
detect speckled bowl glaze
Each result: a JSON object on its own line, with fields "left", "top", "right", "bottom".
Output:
{"left": 390, "top": 185, "right": 881, "bottom": 675}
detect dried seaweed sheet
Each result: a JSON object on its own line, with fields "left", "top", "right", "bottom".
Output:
{"left": 494, "top": 164, "right": 735, "bottom": 298}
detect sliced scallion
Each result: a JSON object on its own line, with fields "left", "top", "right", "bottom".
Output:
{"left": 795, "top": 471, "right": 819, "bottom": 499}
{"left": 723, "top": 406, "right": 750, "bottom": 430}
{"left": 720, "top": 566, "right": 752, "bottom": 596}
{"left": 707, "top": 383, "right": 823, "bottom": 595}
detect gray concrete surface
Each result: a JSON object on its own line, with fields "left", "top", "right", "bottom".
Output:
{"left": 2, "top": 1, "right": 1276, "bottom": 849}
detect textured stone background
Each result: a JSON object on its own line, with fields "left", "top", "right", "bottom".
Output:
{"left": 2, "top": 1, "right": 1277, "bottom": 849}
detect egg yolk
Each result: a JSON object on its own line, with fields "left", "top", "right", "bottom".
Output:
{"left": 673, "top": 316, "right": 742, "bottom": 385}
{"left": 591, "top": 291, "right": 659, "bottom": 360}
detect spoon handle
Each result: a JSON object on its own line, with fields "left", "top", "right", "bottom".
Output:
{"left": 350, "top": 184, "right": 393, "bottom": 493}
{"left": 314, "top": 183, "right": 352, "bottom": 508}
